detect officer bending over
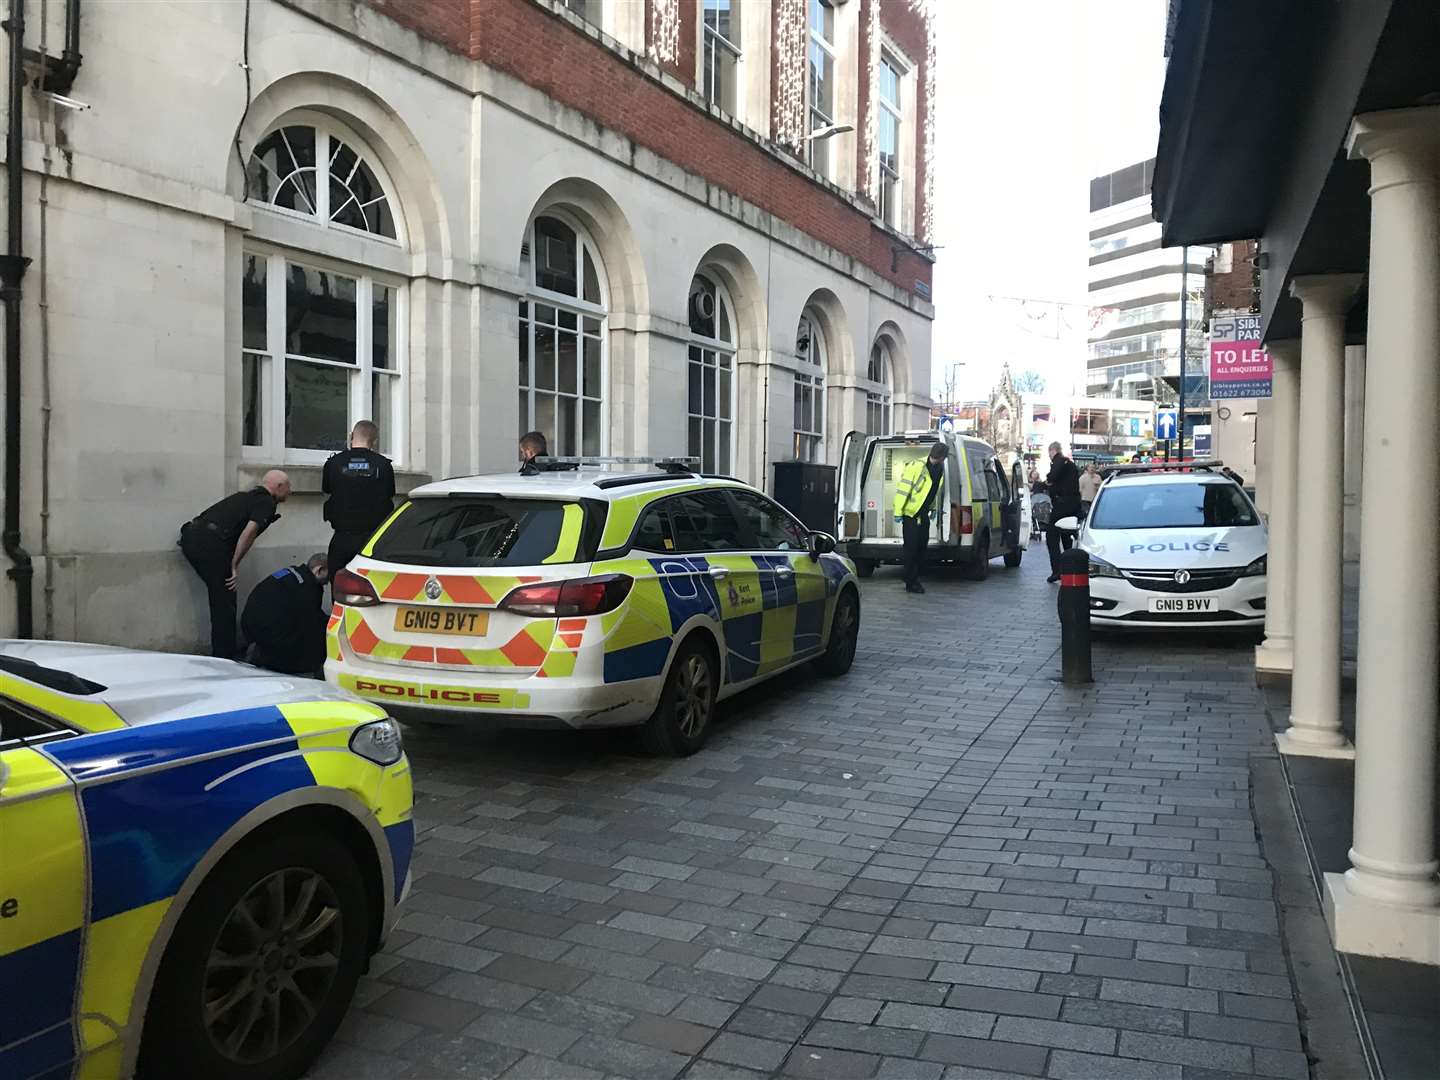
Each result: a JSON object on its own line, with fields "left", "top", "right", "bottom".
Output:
{"left": 894, "top": 443, "right": 947, "bottom": 595}
{"left": 323, "top": 420, "right": 396, "bottom": 595}
{"left": 242, "top": 553, "right": 329, "bottom": 676}
{"left": 180, "top": 470, "right": 290, "bottom": 658}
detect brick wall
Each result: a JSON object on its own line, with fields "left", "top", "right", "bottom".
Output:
{"left": 361, "top": 0, "right": 932, "bottom": 295}
{"left": 1210, "top": 240, "right": 1259, "bottom": 313}
{"left": 879, "top": 0, "right": 931, "bottom": 250}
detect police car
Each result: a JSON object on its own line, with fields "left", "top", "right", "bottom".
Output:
{"left": 0, "top": 643, "right": 413, "bottom": 1080}
{"left": 1076, "top": 463, "right": 1268, "bottom": 630}
{"left": 324, "top": 466, "right": 861, "bottom": 755}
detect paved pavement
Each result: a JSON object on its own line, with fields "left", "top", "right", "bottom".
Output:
{"left": 312, "top": 547, "right": 1316, "bottom": 1080}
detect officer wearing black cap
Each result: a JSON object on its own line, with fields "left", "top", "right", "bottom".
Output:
{"left": 242, "top": 553, "right": 330, "bottom": 676}
{"left": 322, "top": 420, "right": 396, "bottom": 596}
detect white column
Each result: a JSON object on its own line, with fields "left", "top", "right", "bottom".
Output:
{"left": 1341, "top": 345, "right": 1366, "bottom": 562}
{"left": 1325, "top": 107, "right": 1440, "bottom": 963}
{"left": 1275, "top": 276, "right": 1360, "bottom": 758}
{"left": 1255, "top": 339, "right": 1299, "bottom": 680}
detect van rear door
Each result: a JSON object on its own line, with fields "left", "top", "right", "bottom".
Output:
{"left": 837, "top": 430, "right": 869, "bottom": 540}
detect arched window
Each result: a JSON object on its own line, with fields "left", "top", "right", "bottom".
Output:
{"left": 866, "top": 339, "right": 893, "bottom": 435}
{"left": 241, "top": 119, "right": 406, "bottom": 461}
{"left": 518, "top": 214, "right": 606, "bottom": 457}
{"left": 687, "top": 274, "right": 735, "bottom": 473}
{"left": 794, "top": 311, "right": 826, "bottom": 461}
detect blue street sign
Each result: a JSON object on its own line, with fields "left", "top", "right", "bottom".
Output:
{"left": 1156, "top": 410, "right": 1178, "bottom": 441}
{"left": 939, "top": 416, "right": 955, "bottom": 434}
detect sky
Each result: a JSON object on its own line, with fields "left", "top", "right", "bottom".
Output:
{"left": 929, "top": 0, "right": 1169, "bottom": 403}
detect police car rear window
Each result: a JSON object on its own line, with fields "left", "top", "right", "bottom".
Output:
{"left": 371, "top": 497, "right": 597, "bottom": 567}
{"left": 1090, "top": 482, "right": 1258, "bottom": 531}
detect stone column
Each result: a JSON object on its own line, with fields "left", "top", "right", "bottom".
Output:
{"left": 1275, "top": 276, "right": 1360, "bottom": 757}
{"left": 1342, "top": 345, "right": 1366, "bottom": 562}
{"left": 1255, "top": 339, "right": 1300, "bottom": 681}
{"left": 1325, "top": 107, "right": 1440, "bottom": 962}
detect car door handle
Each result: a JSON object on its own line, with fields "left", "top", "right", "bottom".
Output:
{"left": 709, "top": 567, "right": 730, "bottom": 580}
{"left": 773, "top": 565, "right": 794, "bottom": 577}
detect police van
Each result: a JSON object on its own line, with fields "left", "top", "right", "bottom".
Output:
{"left": 324, "top": 464, "right": 860, "bottom": 755}
{"left": 835, "top": 430, "right": 1027, "bottom": 579}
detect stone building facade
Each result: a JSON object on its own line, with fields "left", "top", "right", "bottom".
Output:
{"left": 0, "top": 0, "right": 937, "bottom": 648}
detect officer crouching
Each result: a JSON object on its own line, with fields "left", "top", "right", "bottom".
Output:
{"left": 241, "top": 554, "right": 329, "bottom": 676}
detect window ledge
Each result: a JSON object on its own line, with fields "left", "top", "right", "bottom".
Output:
{"left": 237, "top": 462, "right": 433, "bottom": 497}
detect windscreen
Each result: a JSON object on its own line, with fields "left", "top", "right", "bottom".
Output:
{"left": 370, "top": 498, "right": 588, "bottom": 567}
{"left": 1089, "top": 481, "right": 1259, "bottom": 530}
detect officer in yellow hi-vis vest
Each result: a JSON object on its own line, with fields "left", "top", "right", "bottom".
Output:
{"left": 893, "top": 442, "right": 948, "bottom": 594}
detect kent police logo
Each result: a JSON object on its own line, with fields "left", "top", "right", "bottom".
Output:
{"left": 727, "top": 582, "right": 740, "bottom": 608}
{"left": 424, "top": 575, "right": 443, "bottom": 600}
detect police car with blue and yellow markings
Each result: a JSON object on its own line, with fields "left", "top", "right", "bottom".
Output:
{"left": 325, "top": 466, "right": 860, "bottom": 755}
{"left": 0, "top": 643, "right": 413, "bottom": 1080}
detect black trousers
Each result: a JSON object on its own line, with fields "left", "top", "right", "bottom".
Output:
{"left": 1046, "top": 522, "right": 1075, "bottom": 573}
{"left": 327, "top": 529, "right": 371, "bottom": 605}
{"left": 902, "top": 515, "right": 929, "bottom": 588}
{"left": 180, "top": 525, "right": 237, "bottom": 659}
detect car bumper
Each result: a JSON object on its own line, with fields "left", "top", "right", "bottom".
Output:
{"left": 1087, "top": 575, "right": 1267, "bottom": 630}
{"left": 325, "top": 653, "right": 662, "bottom": 730}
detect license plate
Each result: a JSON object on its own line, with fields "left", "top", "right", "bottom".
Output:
{"left": 1148, "top": 596, "right": 1218, "bottom": 614}
{"left": 394, "top": 606, "right": 489, "bottom": 636}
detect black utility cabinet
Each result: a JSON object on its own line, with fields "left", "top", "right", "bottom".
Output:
{"left": 772, "top": 461, "right": 837, "bottom": 532}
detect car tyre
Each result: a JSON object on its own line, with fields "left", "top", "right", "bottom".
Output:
{"left": 964, "top": 532, "right": 991, "bottom": 581}
{"left": 815, "top": 589, "right": 860, "bottom": 677}
{"left": 641, "top": 638, "right": 718, "bottom": 757}
{"left": 1003, "top": 545, "right": 1022, "bottom": 568}
{"left": 138, "top": 827, "right": 369, "bottom": 1080}
{"left": 854, "top": 559, "right": 876, "bottom": 579}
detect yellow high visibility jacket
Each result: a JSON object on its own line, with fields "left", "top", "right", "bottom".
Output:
{"left": 894, "top": 458, "right": 939, "bottom": 518}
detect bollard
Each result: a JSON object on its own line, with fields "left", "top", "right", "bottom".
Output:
{"left": 1057, "top": 546, "right": 1093, "bottom": 684}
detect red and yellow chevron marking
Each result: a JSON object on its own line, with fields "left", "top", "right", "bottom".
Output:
{"left": 339, "top": 608, "right": 555, "bottom": 670}
{"left": 355, "top": 567, "right": 544, "bottom": 606}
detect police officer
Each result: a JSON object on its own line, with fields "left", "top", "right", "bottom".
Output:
{"left": 1045, "top": 441, "right": 1082, "bottom": 583}
{"left": 180, "top": 469, "right": 290, "bottom": 658}
{"left": 322, "top": 420, "right": 396, "bottom": 594}
{"left": 519, "top": 430, "right": 548, "bottom": 475}
{"left": 241, "top": 553, "right": 329, "bottom": 675}
{"left": 893, "top": 442, "right": 948, "bottom": 595}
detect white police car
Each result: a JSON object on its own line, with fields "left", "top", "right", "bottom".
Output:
{"left": 1076, "top": 465, "right": 1267, "bottom": 630}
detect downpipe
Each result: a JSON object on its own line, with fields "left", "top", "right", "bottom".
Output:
{"left": 1, "top": 0, "right": 33, "bottom": 638}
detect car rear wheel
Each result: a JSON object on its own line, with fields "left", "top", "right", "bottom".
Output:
{"left": 641, "top": 639, "right": 717, "bottom": 757}
{"left": 1003, "top": 545, "right": 1022, "bottom": 568}
{"left": 138, "top": 828, "right": 369, "bottom": 1080}
{"left": 815, "top": 589, "right": 860, "bottom": 677}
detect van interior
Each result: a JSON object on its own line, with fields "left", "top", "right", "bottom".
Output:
{"left": 860, "top": 441, "right": 951, "bottom": 543}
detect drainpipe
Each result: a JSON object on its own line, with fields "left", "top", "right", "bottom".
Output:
{"left": 2, "top": 0, "right": 33, "bottom": 637}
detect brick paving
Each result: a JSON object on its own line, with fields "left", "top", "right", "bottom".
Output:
{"left": 311, "top": 550, "right": 1314, "bottom": 1080}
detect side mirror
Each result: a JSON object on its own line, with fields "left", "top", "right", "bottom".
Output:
{"left": 808, "top": 530, "right": 837, "bottom": 559}
{"left": 1053, "top": 516, "right": 1081, "bottom": 533}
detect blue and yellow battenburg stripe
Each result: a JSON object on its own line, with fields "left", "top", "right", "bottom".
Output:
{"left": 0, "top": 690, "right": 412, "bottom": 1080}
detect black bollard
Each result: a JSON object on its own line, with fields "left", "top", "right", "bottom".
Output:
{"left": 1057, "top": 546, "right": 1093, "bottom": 684}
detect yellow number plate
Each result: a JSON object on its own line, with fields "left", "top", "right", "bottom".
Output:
{"left": 394, "top": 606, "right": 489, "bottom": 637}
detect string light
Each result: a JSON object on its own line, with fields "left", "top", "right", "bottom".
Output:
{"left": 908, "top": 0, "right": 936, "bottom": 242}
{"left": 774, "top": 0, "right": 807, "bottom": 151}
{"left": 649, "top": 0, "right": 679, "bottom": 66}
{"left": 862, "top": 0, "right": 882, "bottom": 204}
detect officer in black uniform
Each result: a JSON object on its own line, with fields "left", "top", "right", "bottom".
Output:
{"left": 241, "top": 554, "right": 329, "bottom": 675}
{"left": 180, "top": 469, "right": 290, "bottom": 658}
{"left": 519, "top": 430, "right": 548, "bottom": 475}
{"left": 1044, "top": 441, "right": 1082, "bottom": 583}
{"left": 322, "top": 420, "right": 396, "bottom": 596}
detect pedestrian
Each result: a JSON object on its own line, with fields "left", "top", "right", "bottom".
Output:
{"left": 323, "top": 420, "right": 396, "bottom": 597}
{"left": 893, "top": 442, "right": 947, "bottom": 595}
{"left": 519, "top": 430, "right": 548, "bottom": 475}
{"left": 1044, "top": 441, "right": 1081, "bottom": 584}
{"left": 241, "top": 553, "right": 330, "bottom": 676}
{"left": 1079, "top": 463, "right": 1102, "bottom": 517}
{"left": 179, "top": 469, "right": 290, "bottom": 658}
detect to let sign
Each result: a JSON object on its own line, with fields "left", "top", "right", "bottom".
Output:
{"left": 1209, "top": 312, "right": 1272, "bottom": 399}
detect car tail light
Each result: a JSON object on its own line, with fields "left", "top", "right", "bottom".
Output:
{"left": 501, "top": 574, "right": 634, "bottom": 617}
{"left": 333, "top": 568, "right": 381, "bottom": 608}
{"left": 959, "top": 506, "right": 974, "bottom": 535}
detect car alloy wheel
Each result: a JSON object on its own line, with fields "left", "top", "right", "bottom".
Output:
{"left": 673, "top": 652, "right": 713, "bottom": 739}
{"left": 202, "top": 868, "right": 344, "bottom": 1064}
